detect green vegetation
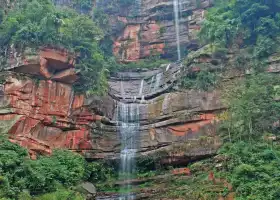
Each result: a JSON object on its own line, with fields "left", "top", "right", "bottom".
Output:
{"left": 71, "top": 0, "right": 94, "bottom": 12}
{"left": 0, "top": 0, "right": 168, "bottom": 94}
{"left": 213, "top": 73, "right": 280, "bottom": 199}
{"left": 135, "top": 73, "right": 280, "bottom": 200}
{"left": 0, "top": 0, "right": 106, "bottom": 95}
{"left": 117, "top": 54, "right": 169, "bottom": 71}
{"left": 199, "top": 0, "right": 280, "bottom": 62}
{"left": 180, "top": 70, "right": 218, "bottom": 91}
{"left": 0, "top": 135, "right": 85, "bottom": 198}
{"left": 0, "top": 135, "right": 116, "bottom": 199}
{"left": 221, "top": 74, "right": 280, "bottom": 141}
{"left": 181, "top": 0, "right": 280, "bottom": 90}
{"left": 173, "top": 73, "right": 280, "bottom": 199}
{"left": 217, "top": 141, "right": 280, "bottom": 200}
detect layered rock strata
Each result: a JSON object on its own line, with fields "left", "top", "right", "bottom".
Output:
{"left": 0, "top": 48, "right": 102, "bottom": 159}
{"left": 89, "top": 63, "right": 224, "bottom": 162}
{"left": 105, "top": 0, "right": 213, "bottom": 61}
{"left": 0, "top": 47, "right": 223, "bottom": 163}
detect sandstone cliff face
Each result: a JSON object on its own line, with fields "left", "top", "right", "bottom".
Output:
{"left": 89, "top": 62, "right": 224, "bottom": 162}
{"left": 103, "top": 0, "right": 213, "bottom": 61}
{"left": 0, "top": 47, "right": 223, "bottom": 163}
{"left": 0, "top": 0, "right": 223, "bottom": 164}
{"left": 0, "top": 48, "right": 102, "bottom": 159}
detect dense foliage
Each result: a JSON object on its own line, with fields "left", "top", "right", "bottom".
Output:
{"left": 218, "top": 141, "right": 280, "bottom": 200}
{"left": 0, "top": 136, "right": 85, "bottom": 198}
{"left": 0, "top": 0, "right": 107, "bottom": 95}
{"left": 0, "top": 135, "right": 115, "bottom": 199}
{"left": 221, "top": 74, "right": 280, "bottom": 141}
{"left": 180, "top": 70, "right": 218, "bottom": 91}
{"left": 177, "top": 1, "right": 280, "bottom": 195}
{"left": 199, "top": 0, "right": 280, "bottom": 61}
{"left": 212, "top": 73, "right": 280, "bottom": 199}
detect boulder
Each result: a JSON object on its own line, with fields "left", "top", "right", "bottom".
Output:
{"left": 78, "top": 182, "right": 97, "bottom": 200}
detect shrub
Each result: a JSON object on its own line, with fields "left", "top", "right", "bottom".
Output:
{"left": 0, "top": 0, "right": 106, "bottom": 94}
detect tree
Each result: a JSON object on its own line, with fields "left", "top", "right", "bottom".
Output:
{"left": 0, "top": 0, "right": 107, "bottom": 94}
{"left": 222, "top": 73, "right": 280, "bottom": 141}
{"left": 199, "top": 0, "right": 280, "bottom": 60}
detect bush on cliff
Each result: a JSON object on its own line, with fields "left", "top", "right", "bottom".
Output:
{"left": 0, "top": 0, "right": 107, "bottom": 95}
{"left": 199, "top": 0, "right": 280, "bottom": 63}
{"left": 221, "top": 73, "right": 280, "bottom": 141}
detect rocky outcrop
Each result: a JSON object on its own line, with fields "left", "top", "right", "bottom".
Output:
{"left": 103, "top": 0, "right": 213, "bottom": 61}
{"left": 0, "top": 0, "right": 223, "bottom": 164}
{"left": 0, "top": 47, "right": 223, "bottom": 163}
{"left": 90, "top": 87, "right": 223, "bottom": 162}
{"left": 87, "top": 60, "right": 224, "bottom": 162}
{"left": 0, "top": 48, "right": 102, "bottom": 159}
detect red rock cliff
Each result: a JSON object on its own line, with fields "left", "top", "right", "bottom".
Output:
{"left": 0, "top": 48, "right": 100, "bottom": 159}
{"left": 104, "top": 0, "right": 212, "bottom": 61}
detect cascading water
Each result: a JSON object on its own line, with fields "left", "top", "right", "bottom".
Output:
{"left": 139, "top": 79, "right": 144, "bottom": 96}
{"left": 135, "top": 0, "right": 142, "bottom": 16}
{"left": 153, "top": 72, "right": 163, "bottom": 92}
{"left": 116, "top": 102, "right": 140, "bottom": 200}
{"left": 120, "top": 80, "right": 125, "bottom": 98}
{"left": 149, "top": 76, "right": 155, "bottom": 92}
{"left": 166, "top": 64, "right": 171, "bottom": 71}
{"left": 173, "top": 0, "right": 181, "bottom": 61}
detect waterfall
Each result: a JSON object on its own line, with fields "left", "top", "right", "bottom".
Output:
{"left": 139, "top": 79, "right": 144, "bottom": 96}
{"left": 140, "top": 95, "right": 145, "bottom": 103}
{"left": 120, "top": 81, "right": 125, "bottom": 98}
{"left": 117, "top": 102, "right": 140, "bottom": 200}
{"left": 173, "top": 0, "right": 181, "bottom": 61}
{"left": 149, "top": 76, "right": 155, "bottom": 92}
{"left": 153, "top": 72, "right": 163, "bottom": 92}
{"left": 135, "top": 0, "right": 142, "bottom": 16}
{"left": 166, "top": 64, "right": 171, "bottom": 71}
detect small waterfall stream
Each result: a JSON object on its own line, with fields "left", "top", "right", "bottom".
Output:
{"left": 135, "top": 0, "right": 142, "bottom": 16}
{"left": 116, "top": 102, "right": 140, "bottom": 200}
{"left": 173, "top": 0, "right": 181, "bottom": 61}
{"left": 120, "top": 80, "right": 125, "bottom": 98}
{"left": 139, "top": 79, "right": 144, "bottom": 96}
{"left": 153, "top": 72, "right": 163, "bottom": 92}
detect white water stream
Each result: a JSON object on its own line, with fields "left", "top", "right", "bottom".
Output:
{"left": 116, "top": 102, "right": 140, "bottom": 200}
{"left": 139, "top": 79, "right": 144, "bottom": 96}
{"left": 173, "top": 0, "right": 181, "bottom": 61}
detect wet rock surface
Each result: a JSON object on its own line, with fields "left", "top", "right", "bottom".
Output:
{"left": 0, "top": 0, "right": 223, "bottom": 164}
{"left": 105, "top": 0, "right": 213, "bottom": 61}
{"left": 0, "top": 47, "right": 224, "bottom": 163}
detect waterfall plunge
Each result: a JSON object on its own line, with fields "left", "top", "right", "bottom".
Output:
{"left": 173, "top": 0, "right": 181, "bottom": 61}
{"left": 117, "top": 102, "right": 140, "bottom": 200}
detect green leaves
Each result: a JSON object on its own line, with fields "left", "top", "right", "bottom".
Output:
{"left": 0, "top": 136, "right": 87, "bottom": 198}
{"left": 0, "top": 0, "right": 108, "bottom": 94}
{"left": 218, "top": 141, "right": 280, "bottom": 200}
{"left": 222, "top": 73, "right": 280, "bottom": 141}
{"left": 180, "top": 70, "right": 218, "bottom": 91}
{"left": 200, "top": 0, "right": 280, "bottom": 62}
